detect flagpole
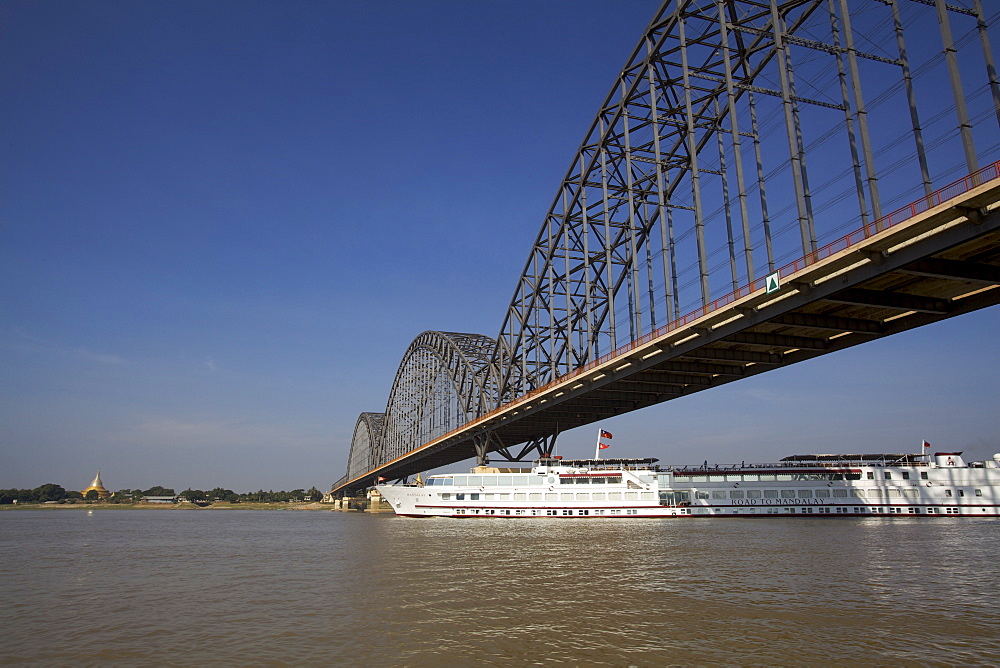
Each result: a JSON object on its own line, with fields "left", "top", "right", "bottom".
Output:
{"left": 595, "top": 429, "right": 601, "bottom": 460}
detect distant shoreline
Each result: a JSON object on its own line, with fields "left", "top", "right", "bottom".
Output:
{"left": 0, "top": 502, "right": 331, "bottom": 511}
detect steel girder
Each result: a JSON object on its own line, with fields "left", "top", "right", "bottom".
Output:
{"left": 492, "top": 0, "right": 1000, "bottom": 398}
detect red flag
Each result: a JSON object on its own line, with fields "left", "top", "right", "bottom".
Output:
{"left": 599, "top": 443, "right": 610, "bottom": 450}
{"left": 922, "top": 441, "right": 931, "bottom": 448}
{"left": 377, "top": 476, "right": 386, "bottom": 482}
{"left": 600, "top": 430, "right": 613, "bottom": 439}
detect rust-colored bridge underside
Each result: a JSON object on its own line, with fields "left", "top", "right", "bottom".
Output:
{"left": 333, "top": 178, "right": 1000, "bottom": 495}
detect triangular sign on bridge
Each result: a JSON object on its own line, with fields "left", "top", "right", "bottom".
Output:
{"left": 765, "top": 271, "right": 781, "bottom": 294}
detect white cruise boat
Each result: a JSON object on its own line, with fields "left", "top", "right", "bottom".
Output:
{"left": 376, "top": 449, "right": 1000, "bottom": 518}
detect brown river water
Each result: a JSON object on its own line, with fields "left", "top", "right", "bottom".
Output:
{"left": 2, "top": 509, "right": 999, "bottom": 666}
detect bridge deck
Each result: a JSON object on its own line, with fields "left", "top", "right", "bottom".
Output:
{"left": 334, "top": 165, "right": 1000, "bottom": 494}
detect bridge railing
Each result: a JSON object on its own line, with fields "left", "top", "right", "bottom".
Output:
{"left": 341, "top": 160, "right": 1000, "bottom": 487}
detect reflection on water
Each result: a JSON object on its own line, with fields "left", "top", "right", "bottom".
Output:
{"left": 2, "top": 511, "right": 999, "bottom": 665}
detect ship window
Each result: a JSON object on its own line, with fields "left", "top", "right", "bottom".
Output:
{"left": 832, "top": 489, "right": 847, "bottom": 498}
{"left": 562, "top": 509, "right": 572, "bottom": 515}
{"left": 498, "top": 493, "right": 510, "bottom": 501}
{"left": 696, "top": 492, "right": 710, "bottom": 500}
{"left": 641, "top": 492, "right": 654, "bottom": 501}
{"left": 441, "top": 493, "right": 451, "bottom": 500}
{"left": 470, "top": 493, "right": 480, "bottom": 500}
{"left": 576, "top": 493, "right": 590, "bottom": 501}
{"left": 674, "top": 475, "right": 692, "bottom": 483}
{"left": 747, "top": 490, "right": 761, "bottom": 499}
{"left": 560, "top": 493, "right": 573, "bottom": 501}
{"left": 763, "top": 490, "right": 778, "bottom": 498}
{"left": 453, "top": 476, "right": 467, "bottom": 486}
{"left": 867, "top": 472, "right": 875, "bottom": 480}
{"left": 887, "top": 489, "right": 901, "bottom": 498}
{"left": 579, "top": 510, "right": 589, "bottom": 516}
{"left": 797, "top": 490, "right": 813, "bottom": 498}
{"left": 742, "top": 474, "right": 759, "bottom": 482}
{"left": 758, "top": 474, "right": 776, "bottom": 481}
{"left": 945, "top": 490, "right": 953, "bottom": 497}
{"left": 776, "top": 474, "right": 792, "bottom": 481}
{"left": 497, "top": 476, "right": 512, "bottom": 486}
{"left": 884, "top": 472, "right": 892, "bottom": 480}
{"left": 592, "top": 493, "right": 606, "bottom": 501}
{"left": 712, "top": 491, "right": 727, "bottom": 499}
{"left": 976, "top": 489, "right": 983, "bottom": 497}
{"left": 512, "top": 476, "right": 530, "bottom": 486}
{"left": 545, "top": 493, "right": 557, "bottom": 501}
{"left": 546, "top": 510, "right": 557, "bottom": 516}
{"left": 958, "top": 490, "right": 965, "bottom": 497}
{"left": 920, "top": 472, "right": 928, "bottom": 480}
{"left": 456, "top": 493, "right": 465, "bottom": 500}
{"left": 903, "top": 490, "right": 918, "bottom": 499}
{"left": 901, "top": 472, "right": 910, "bottom": 480}
{"left": 814, "top": 489, "right": 830, "bottom": 498}
{"left": 845, "top": 474, "right": 861, "bottom": 481}
{"left": 781, "top": 490, "right": 796, "bottom": 498}
{"left": 608, "top": 492, "right": 622, "bottom": 501}
{"left": 514, "top": 493, "right": 527, "bottom": 501}
{"left": 731, "top": 490, "right": 745, "bottom": 499}
{"left": 708, "top": 475, "right": 727, "bottom": 482}
{"left": 528, "top": 493, "right": 540, "bottom": 501}
{"left": 850, "top": 489, "right": 864, "bottom": 498}
{"left": 625, "top": 492, "right": 639, "bottom": 501}
{"left": 467, "top": 476, "right": 482, "bottom": 486}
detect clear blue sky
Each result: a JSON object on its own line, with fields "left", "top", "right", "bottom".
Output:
{"left": 2, "top": 0, "right": 997, "bottom": 493}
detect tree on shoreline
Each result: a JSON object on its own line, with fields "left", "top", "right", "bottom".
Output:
{"left": 2, "top": 483, "right": 328, "bottom": 504}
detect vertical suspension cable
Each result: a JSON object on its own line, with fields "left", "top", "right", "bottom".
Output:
{"left": 718, "top": 0, "right": 756, "bottom": 283}
{"left": 679, "top": 12, "right": 711, "bottom": 305}
{"left": 829, "top": 0, "right": 871, "bottom": 228}
{"left": 748, "top": 91, "right": 775, "bottom": 273}
{"left": 935, "top": 0, "right": 978, "bottom": 174}
{"left": 770, "top": 0, "right": 814, "bottom": 256}
{"left": 889, "top": 0, "right": 933, "bottom": 198}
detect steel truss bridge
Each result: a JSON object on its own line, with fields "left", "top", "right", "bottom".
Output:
{"left": 333, "top": 0, "right": 1000, "bottom": 496}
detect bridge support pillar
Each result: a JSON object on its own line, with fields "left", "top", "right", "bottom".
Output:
{"left": 473, "top": 433, "right": 492, "bottom": 467}
{"left": 366, "top": 489, "right": 391, "bottom": 512}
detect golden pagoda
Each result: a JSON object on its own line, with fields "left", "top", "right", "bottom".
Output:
{"left": 81, "top": 470, "right": 111, "bottom": 499}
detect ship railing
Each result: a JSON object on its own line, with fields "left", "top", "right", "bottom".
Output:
{"left": 664, "top": 459, "right": 928, "bottom": 472}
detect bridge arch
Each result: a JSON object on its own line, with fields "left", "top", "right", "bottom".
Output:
{"left": 369, "top": 331, "right": 502, "bottom": 472}
{"left": 346, "top": 412, "right": 385, "bottom": 483}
